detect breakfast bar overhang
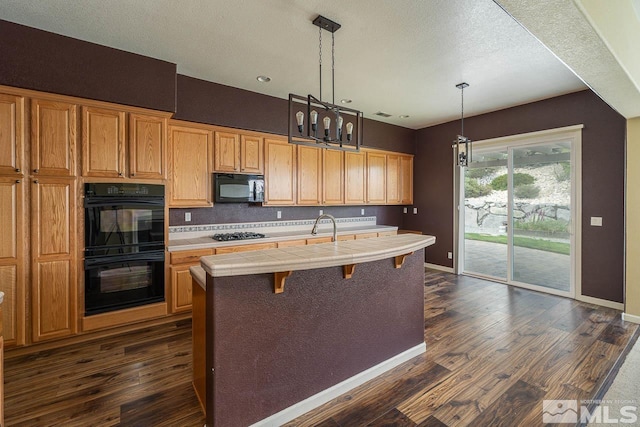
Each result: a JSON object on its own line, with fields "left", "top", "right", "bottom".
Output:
{"left": 191, "top": 234, "right": 436, "bottom": 426}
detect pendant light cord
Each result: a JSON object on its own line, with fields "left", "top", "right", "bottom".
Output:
{"left": 332, "top": 31, "right": 335, "bottom": 106}
{"left": 461, "top": 85, "right": 465, "bottom": 137}
{"left": 319, "top": 26, "right": 322, "bottom": 102}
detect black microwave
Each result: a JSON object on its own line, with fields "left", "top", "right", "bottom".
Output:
{"left": 214, "top": 173, "right": 265, "bottom": 203}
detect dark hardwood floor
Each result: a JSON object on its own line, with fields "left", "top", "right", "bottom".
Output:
{"left": 5, "top": 269, "right": 637, "bottom": 426}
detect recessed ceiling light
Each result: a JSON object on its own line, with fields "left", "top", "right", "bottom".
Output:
{"left": 340, "top": 99, "right": 352, "bottom": 104}
{"left": 399, "top": 115, "right": 410, "bottom": 119}
{"left": 256, "top": 75, "right": 271, "bottom": 83}
{"left": 375, "top": 111, "right": 392, "bottom": 118}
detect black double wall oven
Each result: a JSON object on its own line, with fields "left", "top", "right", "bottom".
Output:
{"left": 84, "top": 183, "right": 165, "bottom": 316}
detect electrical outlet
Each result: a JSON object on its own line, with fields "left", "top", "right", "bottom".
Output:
{"left": 591, "top": 216, "right": 602, "bottom": 226}
{"left": 185, "top": 212, "right": 191, "bottom": 222}
{"left": 403, "top": 207, "right": 407, "bottom": 214}
{"left": 413, "top": 207, "right": 418, "bottom": 214}
{"left": 277, "top": 211, "right": 282, "bottom": 219}
{"left": 448, "top": 252, "right": 453, "bottom": 259}
{"left": 319, "top": 209, "right": 323, "bottom": 215}
{"left": 361, "top": 209, "right": 365, "bottom": 215}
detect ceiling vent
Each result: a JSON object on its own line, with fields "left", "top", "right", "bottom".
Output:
{"left": 375, "top": 111, "right": 392, "bottom": 118}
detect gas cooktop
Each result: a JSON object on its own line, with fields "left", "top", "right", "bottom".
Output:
{"left": 212, "top": 232, "right": 266, "bottom": 242}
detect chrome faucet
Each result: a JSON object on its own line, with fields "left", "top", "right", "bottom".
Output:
{"left": 311, "top": 214, "right": 337, "bottom": 242}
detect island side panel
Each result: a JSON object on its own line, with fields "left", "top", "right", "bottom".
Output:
{"left": 208, "top": 249, "right": 424, "bottom": 427}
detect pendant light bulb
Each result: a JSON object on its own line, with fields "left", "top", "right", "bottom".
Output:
{"left": 323, "top": 116, "right": 331, "bottom": 138}
{"left": 337, "top": 116, "right": 343, "bottom": 140}
{"left": 310, "top": 110, "right": 318, "bottom": 133}
{"left": 296, "top": 111, "right": 304, "bottom": 134}
{"left": 346, "top": 122, "right": 353, "bottom": 141}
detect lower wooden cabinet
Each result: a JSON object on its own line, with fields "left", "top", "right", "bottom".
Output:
{"left": 169, "top": 248, "right": 214, "bottom": 313}
{"left": 215, "top": 242, "right": 277, "bottom": 254}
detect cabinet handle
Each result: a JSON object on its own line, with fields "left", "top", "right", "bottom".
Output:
{"left": 118, "top": 172, "right": 123, "bottom": 176}
{"left": 131, "top": 173, "right": 136, "bottom": 177}
{"left": 15, "top": 179, "right": 21, "bottom": 183}
{"left": 33, "top": 180, "right": 39, "bottom": 184}
{"left": 15, "top": 168, "right": 20, "bottom": 173}
{"left": 33, "top": 169, "right": 39, "bottom": 173}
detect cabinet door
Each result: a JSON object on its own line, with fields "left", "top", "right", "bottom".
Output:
{"left": 0, "top": 93, "right": 24, "bottom": 176}
{"left": 214, "top": 132, "right": 240, "bottom": 172}
{"left": 31, "top": 99, "right": 77, "bottom": 177}
{"left": 129, "top": 113, "right": 166, "bottom": 179}
{"left": 386, "top": 154, "right": 401, "bottom": 204}
{"left": 297, "top": 145, "right": 322, "bottom": 205}
{"left": 31, "top": 178, "right": 76, "bottom": 342}
{"left": 240, "top": 135, "right": 263, "bottom": 174}
{"left": 400, "top": 155, "right": 414, "bottom": 205}
{"left": 264, "top": 139, "right": 296, "bottom": 205}
{"left": 344, "top": 151, "right": 366, "bottom": 205}
{"left": 168, "top": 124, "right": 213, "bottom": 207}
{"left": 171, "top": 265, "right": 194, "bottom": 313}
{"left": 82, "top": 106, "right": 126, "bottom": 177}
{"left": 0, "top": 177, "right": 25, "bottom": 346}
{"left": 323, "top": 149, "right": 344, "bottom": 205}
{"left": 367, "top": 152, "right": 386, "bottom": 204}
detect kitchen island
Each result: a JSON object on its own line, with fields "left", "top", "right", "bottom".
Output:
{"left": 191, "top": 234, "right": 435, "bottom": 426}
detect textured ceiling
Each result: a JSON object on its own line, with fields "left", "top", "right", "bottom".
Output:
{"left": 0, "top": 0, "right": 587, "bottom": 129}
{"left": 496, "top": 0, "right": 640, "bottom": 119}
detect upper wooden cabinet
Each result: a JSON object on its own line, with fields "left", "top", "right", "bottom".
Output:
{"left": 345, "top": 151, "right": 366, "bottom": 205}
{"left": 400, "top": 155, "right": 414, "bottom": 205}
{"left": 323, "top": 149, "right": 344, "bottom": 205}
{"left": 240, "top": 135, "right": 263, "bottom": 174}
{"left": 129, "top": 113, "right": 166, "bottom": 179}
{"left": 264, "top": 138, "right": 296, "bottom": 205}
{"left": 386, "top": 154, "right": 401, "bottom": 205}
{"left": 214, "top": 132, "right": 240, "bottom": 173}
{"left": 213, "top": 132, "right": 264, "bottom": 174}
{"left": 31, "top": 99, "right": 77, "bottom": 177}
{"left": 0, "top": 93, "right": 24, "bottom": 176}
{"left": 82, "top": 106, "right": 126, "bottom": 178}
{"left": 0, "top": 177, "right": 25, "bottom": 347}
{"left": 297, "top": 145, "right": 322, "bottom": 205}
{"left": 366, "top": 151, "right": 387, "bottom": 204}
{"left": 30, "top": 177, "right": 77, "bottom": 342}
{"left": 168, "top": 123, "right": 213, "bottom": 207}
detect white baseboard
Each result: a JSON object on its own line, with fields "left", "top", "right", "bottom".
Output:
{"left": 425, "top": 263, "right": 454, "bottom": 273}
{"left": 250, "top": 342, "right": 426, "bottom": 427}
{"left": 622, "top": 312, "right": 640, "bottom": 324}
{"left": 575, "top": 294, "right": 624, "bottom": 310}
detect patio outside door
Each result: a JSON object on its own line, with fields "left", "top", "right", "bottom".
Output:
{"left": 460, "top": 130, "right": 578, "bottom": 298}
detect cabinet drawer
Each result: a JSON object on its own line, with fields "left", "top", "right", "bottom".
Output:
{"left": 277, "top": 239, "right": 307, "bottom": 248}
{"left": 307, "top": 236, "right": 333, "bottom": 245}
{"left": 337, "top": 234, "right": 355, "bottom": 241}
{"left": 215, "top": 242, "right": 277, "bottom": 254}
{"left": 170, "top": 249, "right": 214, "bottom": 264}
{"left": 355, "top": 232, "right": 378, "bottom": 240}
{"left": 377, "top": 231, "right": 397, "bottom": 237}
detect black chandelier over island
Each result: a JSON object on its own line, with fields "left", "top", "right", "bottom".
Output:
{"left": 288, "top": 15, "right": 363, "bottom": 152}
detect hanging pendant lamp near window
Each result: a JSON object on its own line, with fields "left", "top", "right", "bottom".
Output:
{"left": 288, "top": 15, "right": 363, "bottom": 152}
{"left": 454, "top": 82, "right": 472, "bottom": 167}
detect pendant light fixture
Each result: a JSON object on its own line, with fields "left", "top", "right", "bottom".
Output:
{"left": 454, "top": 82, "right": 472, "bottom": 167}
{"left": 288, "top": 15, "right": 363, "bottom": 151}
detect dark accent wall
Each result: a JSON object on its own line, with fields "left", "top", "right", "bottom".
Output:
{"left": 406, "top": 90, "right": 625, "bottom": 303}
{"left": 0, "top": 19, "right": 176, "bottom": 112}
{"left": 175, "top": 75, "right": 416, "bottom": 154}
{"left": 206, "top": 250, "right": 425, "bottom": 426}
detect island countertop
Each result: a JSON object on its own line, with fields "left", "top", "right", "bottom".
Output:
{"left": 198, "top": 233, "right": 435, "bottom": 277}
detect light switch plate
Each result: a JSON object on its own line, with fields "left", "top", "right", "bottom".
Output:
{"left": 277, "top": 211, "right": 282, "bottom": 219}
{"left": 319, "top": 209, "right": 323, "bottom": 215}
{"left": 413, "top": 207, "right": 418, "bottom": 214}
{"left": 185, "top": 212, "right": 191, "bottom": 222}
{"left": 591, "top": 216, "right": 602, "bottom": 226}
{"left": 361, "top": 209, "right": 365, "bottom": 215}
{"left": 403, "top": 207, "right": 407, "bottom": 214}
{"left": 448, "top": 252, "right": 453, "bottom": 259}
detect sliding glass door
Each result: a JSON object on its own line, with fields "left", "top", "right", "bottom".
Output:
{"left": 461, "top": 133, "right": 576, "bottom": 297}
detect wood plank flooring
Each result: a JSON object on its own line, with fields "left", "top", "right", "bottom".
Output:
{"left": 4, "top": 269, "right": 637, "bottom": 426}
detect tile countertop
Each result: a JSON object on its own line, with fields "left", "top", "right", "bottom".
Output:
{"left": 192, "top": 234, "right": 435, "bottom": 281}
{"left": 168, "top": 224, "right": 398, "bottom": 252}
